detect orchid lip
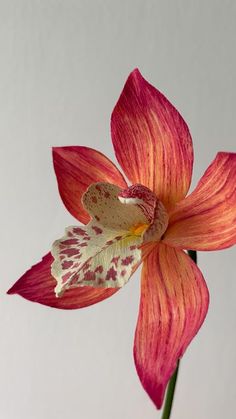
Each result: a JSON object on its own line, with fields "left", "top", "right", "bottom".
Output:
{"left": 51, "top": 182, "right": 170, "bottom": 297}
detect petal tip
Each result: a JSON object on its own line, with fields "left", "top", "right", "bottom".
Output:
{"left": 217, "top": 151, "right": 236, "bottom": 160}
{"left": 52, "top": 145, "right": 73, "bottom": 158}
{"left": 52, "top": 146, "right": 64, "bottom": 155}
{"left": 134, "top": 352, "right": 165, "bottom": 409}
{"left": 52, "top": 147, "right": 62, "bottom": 163}
{"left": 6, "top": 252, "right": 119, "bottom": 310}
{"left": 6, "top": 286, "right": 14, "bottom": 295}
{"left": 129, "top": 67, "right": 142, "bottom": 79}
{"left": 52, "top": 146, "right": 68, "bottom": 162}
{"left": 125, "top": 68, "right": 147, "bottom": 92}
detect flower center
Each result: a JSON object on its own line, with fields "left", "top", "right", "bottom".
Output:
{"left": 129, "top": 223, "right": 150, "bottom": 236}
{"left": 119, "top": 183, "right": 169, "bottom": 243}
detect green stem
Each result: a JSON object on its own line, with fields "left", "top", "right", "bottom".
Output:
{"left": 161, "top": 361, "right": 180, "bottom": 419}
{"left": 160, "top": 250, "right": 197, "bottom": 419}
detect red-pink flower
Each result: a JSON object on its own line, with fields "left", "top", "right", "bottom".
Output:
{"left": 8, "top": 69, "right": 236, "bottom": 409}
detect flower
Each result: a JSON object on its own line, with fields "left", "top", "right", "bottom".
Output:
{"left": 8, "top": 69, "right": 236, "bottom": 409}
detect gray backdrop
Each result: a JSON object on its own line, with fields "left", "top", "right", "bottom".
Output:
{"left": 1, "top": 1, "right": 235, "bottom": 418}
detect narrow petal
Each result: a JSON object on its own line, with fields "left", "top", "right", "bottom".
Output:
{"left": 134, "top": 243, "right": 209, "bottom": 409}
{"left": 111, "top": 69, "right": 193, "bottom": 209}
{"left": 7, "top": 253, "right": 118, "bottom": 310}
{"left": 164, "top": 152, "right": 236, "bottom": 250}
{"left": 53, "top": 146, "right": 127, "bottom": 224}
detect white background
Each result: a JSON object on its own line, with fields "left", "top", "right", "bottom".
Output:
{"left": 1, "top": 1, "right": 235, "bottom": 418}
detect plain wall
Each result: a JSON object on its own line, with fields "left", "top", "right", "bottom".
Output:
{"left": 1, "top": 1, "right": 235, "bottom": 418}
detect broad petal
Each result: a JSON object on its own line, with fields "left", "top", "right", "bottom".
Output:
{"left": 134, "top": 243, "right": 209, "bottom": 409}
{"left": 111, "top": 69, "right": 193, "bottom": 209}
{"left": 7, "top": 253, "right": 118, "bottom": 310}
{"left": 53, "top": 146, "right": 127, "bottom": 224}
{"left": 164, "top": 152, "right": 236, "bottom": 250}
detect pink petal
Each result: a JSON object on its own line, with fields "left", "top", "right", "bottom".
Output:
{"left": 111, "top": 69, "right": 193, "bottom": 209}
{"left": 7, "top": 253, "right": 118, "bottom": 309}
{"left": 164, "top": 152, "right": 236, "bottom": 250}
{"left": 53, "top": 146, "right": 127, "bottom": 224}
{"left": 134, "top": 243, "right": 209, "bottom": 409}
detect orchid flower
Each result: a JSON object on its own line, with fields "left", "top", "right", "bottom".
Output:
{"left": 8, "top": 69, "right": 236, "bottom": 410}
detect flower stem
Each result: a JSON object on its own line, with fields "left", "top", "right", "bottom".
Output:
{"left": 160, "top": 250, "right": 197, "bottom": 419}
{"left": 161, "top": 360, "right": 180, "bottom": 419}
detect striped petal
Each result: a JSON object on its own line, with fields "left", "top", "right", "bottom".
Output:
{"left": 134, "top": 243, "right": 209, "bottom": 409}
{"left": 111, "top": 69, "right": 193, "bottom": 209}
{"left": 7, "top": 253, "right": 118, "bottom": 309}
{"left": 53, "top": 146, "right": 127, "bottom": 224}
{"left": 164, "top": 152, "right": 236, "bottom": 250}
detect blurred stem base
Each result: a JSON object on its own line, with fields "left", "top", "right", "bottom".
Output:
{"left": 160, "top": 250, "right": 197, "bottom": 419}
